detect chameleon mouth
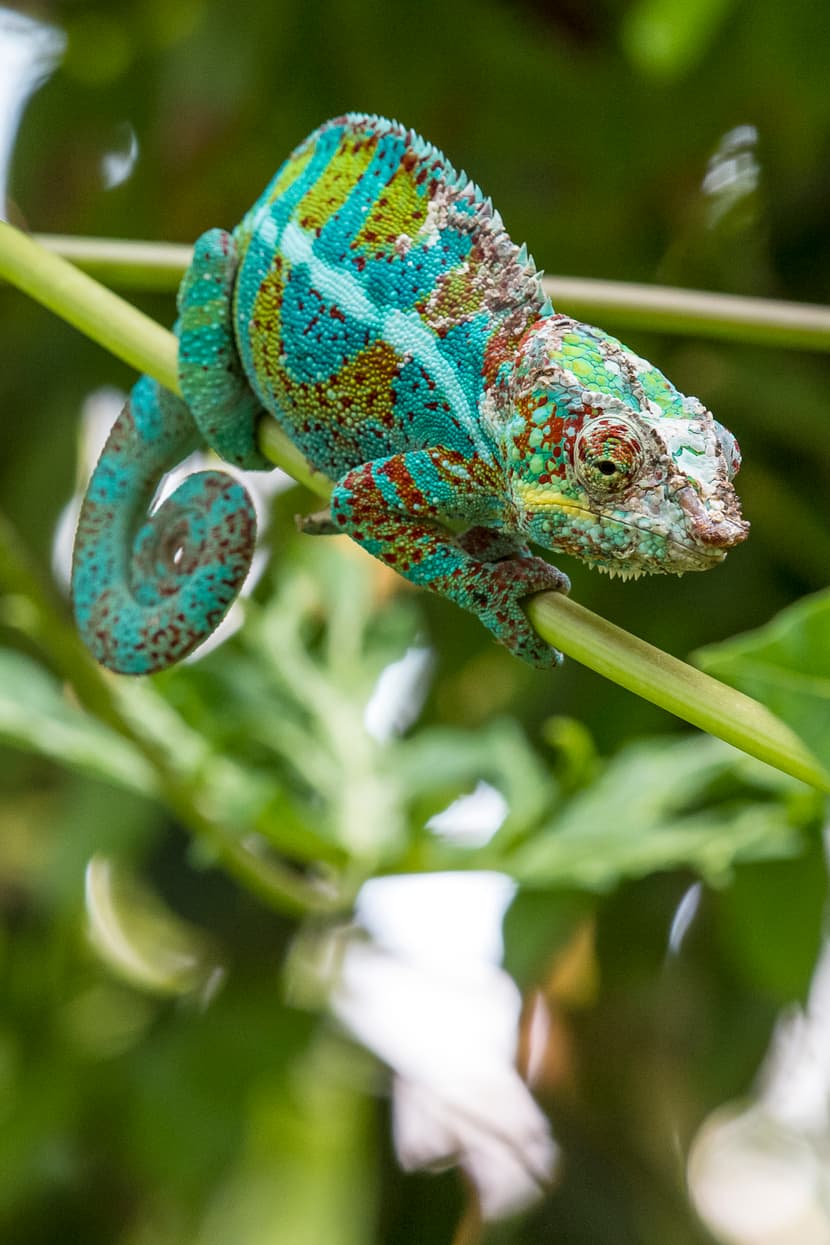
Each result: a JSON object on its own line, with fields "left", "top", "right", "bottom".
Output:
{"left": 597, "top": 531, "right": 730, "bottom": 576}
{"left": 589, "top": 544, "right": 724, "bottom": 579}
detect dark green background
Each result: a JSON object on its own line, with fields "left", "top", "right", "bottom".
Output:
{"left": 1, "top": 0, "right": 829, "bottom": 1241}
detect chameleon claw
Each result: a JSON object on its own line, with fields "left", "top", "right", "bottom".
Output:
{"left": 296, "top": 508, "right": 338, "bottom": 536}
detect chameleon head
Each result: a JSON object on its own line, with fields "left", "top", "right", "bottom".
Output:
{"left": 498, "top": 315, "right": 749, "bottom": 577}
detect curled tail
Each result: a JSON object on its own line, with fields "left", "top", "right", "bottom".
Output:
{"left": 71, "top": 374, "right": 257, "bottom": 674}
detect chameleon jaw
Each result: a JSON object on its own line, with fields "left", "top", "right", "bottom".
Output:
{"left": 588, "top": 545, "right": 724, "bottom": 579}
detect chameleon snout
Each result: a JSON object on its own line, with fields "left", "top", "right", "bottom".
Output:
{"left": 693, "top": 514, "right": 750, "bottom": 550}
{"left": 674, "top": 482, "right": 750, "bottom": 551}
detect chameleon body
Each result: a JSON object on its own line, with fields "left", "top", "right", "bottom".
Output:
{"left": 72, "top": 114, "right": 748, "bottom": 674}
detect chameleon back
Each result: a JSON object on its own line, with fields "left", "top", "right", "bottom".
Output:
{"left": 232, "top": 114, "right": 550, "bottom": 478}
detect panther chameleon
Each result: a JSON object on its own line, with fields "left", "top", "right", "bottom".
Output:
{"left": 71, "top": 113, "right": 749, "bottom": 674}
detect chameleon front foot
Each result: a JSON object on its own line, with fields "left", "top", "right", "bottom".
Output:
{"left": 475, "top": 555, "right": 570, "bottom": 669}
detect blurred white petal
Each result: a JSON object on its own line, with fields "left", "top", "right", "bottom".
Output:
{"left": 0, "top": 9, "right": 65, "bottom": 216}
{"left": 688, "top": 824, "right": 830, "bottom": 1244}
{"left": 427, "top": 780, "right": 508, "bottom": 847}
{"left": 364, "top": 645, "right": 433, "bottom": 742}
{"left": 331, "top": 873, "right": 557, "bottom": 1219}
{"left": 100, "top": 120, "right": 138, "bottom": 189}
{"left": 667, "top": 881, "right": 703, "bottom": 957}
{"left": 689, "top": 1105, "right": 830, "bottom": 1245}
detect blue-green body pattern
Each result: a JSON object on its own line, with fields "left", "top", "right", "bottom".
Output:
{"left": 72, "top": 114, "right": 748, "bottom": 674}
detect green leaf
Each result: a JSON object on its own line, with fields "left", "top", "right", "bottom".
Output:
{"left": 696, "top": 588, "right": 830, "bottom": 771}
{"left": 510, "top": 735, "right": 818, "bottom": 891}
{"left": 715, "top": 836, "right": 828, "bottom": 1004}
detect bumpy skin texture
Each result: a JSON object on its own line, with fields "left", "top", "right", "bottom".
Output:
{"left": 72, "top": 114, "right": 749, "bottom": 674}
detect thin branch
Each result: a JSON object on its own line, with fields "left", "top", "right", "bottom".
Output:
{"left": 30, "top": 232, "right": 830, "bottom": 352}
{"left": 2, "top": 226, "right": 180, "bottom": 388}
{"left": 34, "top": 233, "right": 193, "bottom": 290}
{"left": 542, "top": 275, "right": 830, "bottom": 353}
{"left": 1, "top": 222, "right": 828, "bottom": 793}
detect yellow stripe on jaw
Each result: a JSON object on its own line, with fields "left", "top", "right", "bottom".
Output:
{"left": 515, "top": 481, "right": 588, "bottom": 514}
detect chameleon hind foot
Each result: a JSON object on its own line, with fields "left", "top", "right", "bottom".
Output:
{"left": 296, "top": 507, "right": 338, "bottom": 536}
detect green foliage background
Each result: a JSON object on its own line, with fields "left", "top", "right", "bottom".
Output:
{"left": 0, "top": 0, "right": 829, "bottom": 1241}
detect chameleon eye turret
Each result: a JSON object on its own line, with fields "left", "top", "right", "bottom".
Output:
{"left": 73, "top": 114, "right": 748, "bottom": 672}
{"left": 572, "top": 417, "right": 645, "bottom": 495}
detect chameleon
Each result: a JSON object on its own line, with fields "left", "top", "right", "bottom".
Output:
{"left": 71, "top": 113, "right": 749, "bottom": 675}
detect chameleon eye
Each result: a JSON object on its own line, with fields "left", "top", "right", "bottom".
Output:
{"left": 573, "top": 417, "right": 644, "bottom": 494}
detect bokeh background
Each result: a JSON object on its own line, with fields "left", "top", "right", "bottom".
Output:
{"left": 1, "top": 1, "right": 829, "bottom": 1242}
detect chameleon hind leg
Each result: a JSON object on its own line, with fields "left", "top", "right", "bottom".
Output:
{"left": 177, "top": 227, "right": 271, "bottom": 471}
{"left": 71, "top": 374, "right": 257, "bottom": 674}
{"left": 324, "top": 448, "right": 570, "bottom": 668}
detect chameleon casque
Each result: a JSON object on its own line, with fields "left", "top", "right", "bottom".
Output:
{"left": 72, "top": 113, "right": 749, "bottom": 674}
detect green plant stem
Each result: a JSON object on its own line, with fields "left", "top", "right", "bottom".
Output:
{"left": 30, "top": 232, "right": 830, "bottom": 352}
{"left": 542, "top": 276, "right": 830, "bottom": 352}
{"left": 0, "top": 224, "right": 180, "bottom": 388}
{"left": 0, "top": 222, "right": 320, "bottom": 491}
{"left": 2, "top": 222, "right": 828, "bottom": 792}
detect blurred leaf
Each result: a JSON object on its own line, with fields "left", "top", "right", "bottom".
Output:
{"left": 510, "top": 736, "right": 819, "bottom": 890}
{"left": 0, "top": 649, "right": 156, "bottom": 794}
{"left": 696, "top": 588, "right": 830, "bottom": 769}
{"left": 198, "top": 1041, "right": 376, "bottom": 1245}
{"left": 124, "top": 985, "right": 316, "bottom": 1201}
{"left": 398, "top": 717, "right": 554, "bottom": 846}
{"left": 540, "top": 716, "right": 600, "bottom": 794}
{"left": 40, "top": 776, "right": 161, "bottom": 910}
{"left": 622, "top": 0, "right": 738, "bottom": 79}
{"left": 715, "top": 834, "right": 827, "bottom": 1004}
{"left": 85, "top": 855, "right": 224, "bottom": 997}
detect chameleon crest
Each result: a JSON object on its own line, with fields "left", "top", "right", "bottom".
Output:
{"left": 72, "top": 114, "right": 748, "bottom": 673}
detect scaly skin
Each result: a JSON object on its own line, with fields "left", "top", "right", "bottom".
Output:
{"left": 72, "top": 114, "right": 748, "bottom": 674}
